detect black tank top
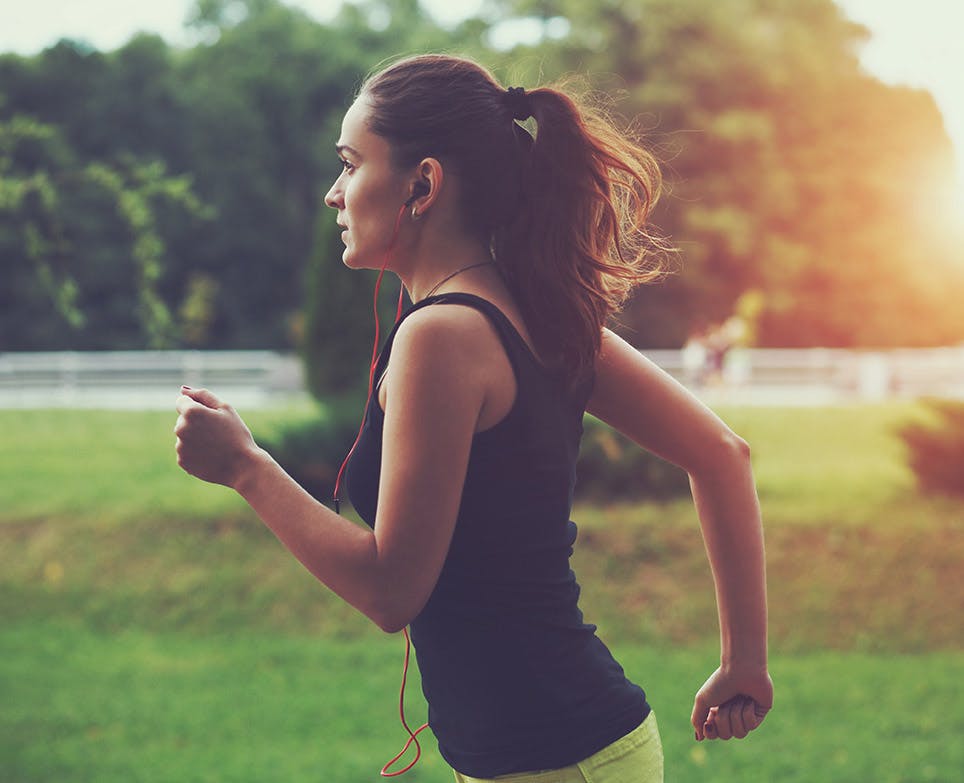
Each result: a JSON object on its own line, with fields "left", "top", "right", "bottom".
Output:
{"left": 344, "top": 292, "right": 649, "bottom": 777}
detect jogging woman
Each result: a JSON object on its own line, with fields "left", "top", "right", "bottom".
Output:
{"left": 175, "top": 53, "right": 772, "bottom": 782}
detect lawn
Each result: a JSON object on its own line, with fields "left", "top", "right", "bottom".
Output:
{"left": 1, "top": 403, "right": 962, "bottom": 781}
{"left": 2, "top": 623, "right": 960, "bottom": 783}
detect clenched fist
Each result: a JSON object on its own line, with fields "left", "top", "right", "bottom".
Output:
{"left": 174, "top": 386, "right": 262, "bottom": 488}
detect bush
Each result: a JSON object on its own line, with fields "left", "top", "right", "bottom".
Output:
{"left": 577, "top": 416, "right": 691, "bottom": 501}
{"left": 258, "top": 408, "right": 691, "bottom": 507}
{"left": 254, "top": 396, "right": 365, "bottom": 503}
{"left": 897, "top": 398, "right": 964, "bottom": 497}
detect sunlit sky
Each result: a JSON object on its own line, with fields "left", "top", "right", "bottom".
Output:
{"left": 3, "top": 0, "right": 963, "bottom": 214}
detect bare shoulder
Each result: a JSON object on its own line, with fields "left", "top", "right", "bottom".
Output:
{"left": 392, "top": 302, "right": 503, "bottom": 370}
{"left": 383, "top": 302, "right": 514, "bottom": 427}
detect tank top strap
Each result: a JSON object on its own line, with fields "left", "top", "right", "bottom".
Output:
{"left": 421, "top": 292, "right": 538, "bottom": 368}
{"left": 425, "top": 294, "right": 596, "bottom": 403}
{"left": 368, "top": 292, "right": 538, "bottom": 414}
{"left": 368, "top": 294, "right": 441, "bottom": 396}
{"left": 369, "top": 291, "right": 579, "bottom": 420}
{"left": 374, "top": 292, "right": 536, "bottom": 375}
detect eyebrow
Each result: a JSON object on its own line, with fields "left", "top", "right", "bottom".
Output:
{"left": 336, "top": 144, "right": 361, "bottom": 158}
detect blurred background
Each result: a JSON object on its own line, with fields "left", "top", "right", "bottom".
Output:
{"left": 1, "top": 1, "right": 962, "bottom": 782}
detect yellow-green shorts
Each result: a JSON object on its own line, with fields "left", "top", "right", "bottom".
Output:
{"left": 452, "top": 711, "right": 663, "bottom": 783}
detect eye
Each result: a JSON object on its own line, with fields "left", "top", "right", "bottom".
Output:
{"left": 339, "top": 158, "right": 355, "bottom": 173}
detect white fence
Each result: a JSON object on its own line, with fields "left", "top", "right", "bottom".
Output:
{"left": 649, "top": 346, "right": 964, "bottom": 406}
{"left": 0, "top": 347, "right": 962, "bottom": 409}
{"left": 0, "top": 351, "right": 307, "bottom": 409}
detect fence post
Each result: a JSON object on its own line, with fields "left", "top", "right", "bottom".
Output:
{"left": 857, "top": 352, "right": 891, "bottom": 401}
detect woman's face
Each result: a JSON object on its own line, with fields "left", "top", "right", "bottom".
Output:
{"left": 324, "top": 97, "right": 411, "bottom": 270}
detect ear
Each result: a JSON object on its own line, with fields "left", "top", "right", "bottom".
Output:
{"left": 408, "top": 158, "right": 444, "bottom": 215}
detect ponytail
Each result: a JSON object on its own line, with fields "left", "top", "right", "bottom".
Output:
{"left": 495, "top": 85, "right": 666, "bottom": 379}
{"left": 362, "top": 56, "right": 668, "bottom": 382}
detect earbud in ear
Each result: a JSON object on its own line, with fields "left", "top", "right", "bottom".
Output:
{"left": 404, "top": 181, "right": 430, "bottom": 207}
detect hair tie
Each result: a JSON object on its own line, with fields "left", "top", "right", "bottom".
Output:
{"left": 505, "top": 86, "right": 532, "bottom": 121}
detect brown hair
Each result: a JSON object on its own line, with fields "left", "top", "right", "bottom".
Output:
{"left": 360, "top": 54, "right": 666, "bottom": 381}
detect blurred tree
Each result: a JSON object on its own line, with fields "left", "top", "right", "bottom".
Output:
{"left": 177, "top": 0, "right": 361, "bottom": 349}
{"left": 2, "top": 0, "right": 961, "bottom": 359}
{"left": 490, "top": 0, "right": 964, "bottom": 347}
{"left": 0, "top": 116, "right": 211, "bottom": 349}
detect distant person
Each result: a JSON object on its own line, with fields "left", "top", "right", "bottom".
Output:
{"left": 174, "top": 54, "right": 771, "bottom": 782}
{"left": 682, "top": 324, "right": 710, "bottom": 388}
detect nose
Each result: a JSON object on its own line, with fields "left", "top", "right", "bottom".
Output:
{"left": 324, "top": 179, "right": 343, "bottom": 210}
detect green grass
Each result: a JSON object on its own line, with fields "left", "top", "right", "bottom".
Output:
{"left": 1, "top": 403, "right": 963, "bottom": 781}
{"left": 2, "top": 621, "right": 961, "bottom": 783}
{"left": 3, "top": 402, "right": 957, "bottom": 528}
{"left": 0, "top": 405, "right": 320, "bottom": 525}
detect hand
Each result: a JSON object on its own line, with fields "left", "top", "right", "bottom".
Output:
{"left": 692, "top": 663, "right": 773, "bottom": 741}
{"left": 174, "top": 386, "right": 261, "bottom": 488}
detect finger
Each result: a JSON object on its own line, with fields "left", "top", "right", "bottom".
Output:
{"left": 175, "top": 394, "right": 200, "bottom": 416}
{"left": 703, "top": 705, "right": 719, "bottom": 740}
{"left": 718, "top": 697, "right": 752, "bottom": 740}
{"left": 714, "top": 703, "right": 735, "bottom": 741}
{"left": 745, "top": 699, "right": 768, "bottom": 732}
{"left": 174, "top": 435, "right": 192, "bottom": 473}
{"left": 180, "top": 386, "right": 222, "bottom": 409}
{"left": 741, "top": 697, "right": 760, "bottom": 734}
{"left": 692, "top": 695, "right": 711, "bottom": 740}
{"left": 730, "top": 698, "right": 750, "bottom": 739}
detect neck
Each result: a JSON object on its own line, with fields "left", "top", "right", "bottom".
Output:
{"left": 402, "top": 232, "right": 495, "bottom": 302}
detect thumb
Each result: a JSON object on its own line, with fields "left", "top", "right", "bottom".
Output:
{"left": 692, "top": 689, "right": 714, "bottom": 739}
{"left": 692, "top": 673, "right": 735, "bottom": 739}
{"left": 180, "top": 386, "right": 223, "bottom": 410}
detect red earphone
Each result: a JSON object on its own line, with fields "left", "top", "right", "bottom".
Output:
{"left": 333, "top": 182, "right": 428, "bottom": 512}
{"left": 331, "top": 193, "right": 432, "bottom": 777}
{"left": 331, "top": 200, "right": 406, "bottom": 515}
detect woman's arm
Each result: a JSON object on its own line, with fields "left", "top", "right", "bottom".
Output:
{"left": 174, "top": 306, "right": 489, "bottom": 633}
{"left": 587, "top": 328, "right": 772, "bottom": 740}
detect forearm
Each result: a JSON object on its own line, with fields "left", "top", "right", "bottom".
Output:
{"left": 233, "top": 447, "right": 395, "bottom": 630}
{"left": 688, "top": 436, "right": 768, "bottom": 667}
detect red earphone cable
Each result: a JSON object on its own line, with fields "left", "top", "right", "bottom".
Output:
{"left": 329, "top": 203, "right": 428, "bottom": 777}
{"left": 380, "top": 627, "right": 431, "bottom": 777}
{"left": 333, "top": 204, "right": 408, "bottom": 513}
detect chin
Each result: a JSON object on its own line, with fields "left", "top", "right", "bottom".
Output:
{"left": 341, "top": 247, "right": 384, "bottom": 272}
{"left": 340, "top": 245, "right": 361, "bottom": 269}
{"left": 342, "top": 253, "right": 370, "bottom": 270}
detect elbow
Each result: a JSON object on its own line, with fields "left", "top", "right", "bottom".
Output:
{"left": 368, "top": 596, "right": 420, "bottom": 635}
{"left": 365, "top": 557, "right": 436, "bottom": 634}
{"left": 727, "top": 431, "right": 751, "bottom": 461}
{"left": 689, "top": 429, "right": 751, "bottom": 477}
{"left": 374, "top": 615, "right": 410, "bottom": 635}
{"left": 372, "top": 610, "right": 417, "bottom": 635}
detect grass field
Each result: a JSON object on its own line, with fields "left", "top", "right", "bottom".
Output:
{"left": 1, "top": 403, "right": 962, "bottom": 782}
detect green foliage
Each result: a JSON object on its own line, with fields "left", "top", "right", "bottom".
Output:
{"left": 495, "top": 0, "right": 964, "bottom": 348}
{"left": 2, "top": 0, "right": 962, "bottom": 359}
{"left": 897, "top": 398, "right": 964, "bottom": 497}
{"left": 578, "top": 416, "right": 690, "bottom": 500}
{"left": 254, "top": 397, "right": 365, "bottom": 502}
{"left": 0, "top": 118, "right": 213, "bottom": 349}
